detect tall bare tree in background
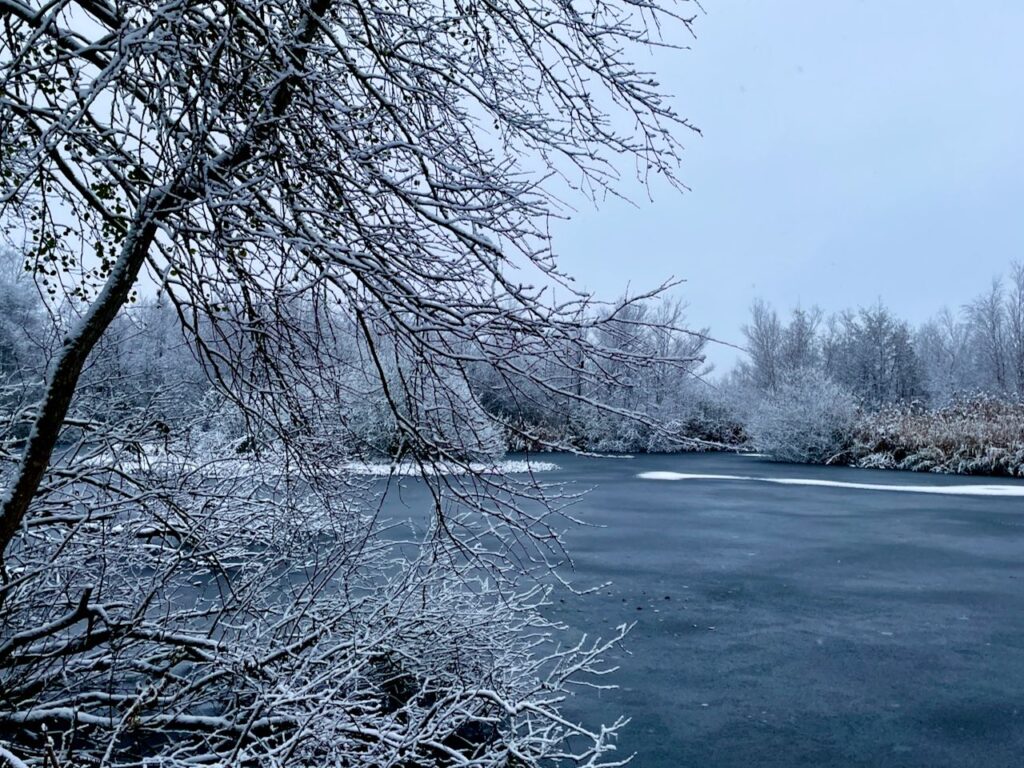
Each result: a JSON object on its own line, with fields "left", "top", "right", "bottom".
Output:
{"left": 740, "top": 299, "right": 782, "bottom": 393}
{"left": 1004, "top": 262, "right": 1024, "bottom": 394}
{"left": 0, "top": 0, "right": 698, "bottom": 765}
{"left": 967, "top": 279, "right": 1009, "bottom": 394}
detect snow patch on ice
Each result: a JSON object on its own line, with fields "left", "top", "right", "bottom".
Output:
{"left": 343, "top": 459, "right": 559, "bottom": 476}
{"left": 81, "top": 451, "right": 557, "bottom": 479}
{"left": 637, "top": 471, "right": 1024, "bottom": 497}
{"left": 639, "top": 471, "right": 730, "bottom": 482}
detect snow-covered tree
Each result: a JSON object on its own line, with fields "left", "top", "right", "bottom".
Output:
{"left": 779, "top": 306, "right": 821, "bottom": 376}
{"left": 0, "top": 248, "right": 50, "bottom": 381}
{"left": 741, "top": 299, "right": 784, "bottom": 392}
{"left": 966, "top": 279, "right": 1010, "bottom": 394}
{"left": 739, "top": 301, "right": 822, "bottom": 389}
{"left": 0, "top": 1, "right": 699, "bottom": 764}
{"left": 1007, "top": 262, "right": 1024, "bottom": 394}
{"left": 823, "top": 304, "right": 922, "bottom": 406}
{"left": 915, "top": 307, "right": 974, "bottom": 404}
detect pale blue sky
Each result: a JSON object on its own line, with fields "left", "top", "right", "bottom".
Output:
{"left": 552, "top": 1, "right": 1024, "bottom": 370}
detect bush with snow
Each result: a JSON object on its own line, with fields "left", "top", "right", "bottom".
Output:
{"left": 748, "top": 369, "right": 857, "bottom": 463}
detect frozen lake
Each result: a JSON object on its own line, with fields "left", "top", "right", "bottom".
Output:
{"left": 381, "top": 452, "right": 1024, "bottom": 767}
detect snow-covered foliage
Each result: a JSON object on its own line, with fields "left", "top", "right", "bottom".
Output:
{"left": 0, "top": 422, "right": 627, "bottom": 764}
{"left": 747, "top": 369, "right": 857, "bottom": 464}
{"left": 847, "top": 395, "right": 1024, "bottom": 476}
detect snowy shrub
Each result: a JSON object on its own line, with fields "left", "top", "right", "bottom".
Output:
{"left": 513, "top": 383, "right": 745, "bottom": 455}
{"left": 856, "top": 451, "right": 898, "bottom": 470}
{"left": 672, "top": 384, "right": 748, "bottom": 447}
{"left": 748, "top": 369, "right": 857, "bottom": 463}
{"left": 187, "top": 391, "right": 254, "bottom": 458}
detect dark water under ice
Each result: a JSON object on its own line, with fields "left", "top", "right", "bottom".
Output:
{"left": 380, "top": 452, "right": 1024, "bottom": 768}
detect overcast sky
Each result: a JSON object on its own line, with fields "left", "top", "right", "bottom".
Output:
{"left": 551, "top": 0, "right": 1024, "bottom": 371}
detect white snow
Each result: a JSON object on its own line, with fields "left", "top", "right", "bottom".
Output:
{"left": 78, "top": 450, "right": 558, "bottom": 479}
{"left": 637, "top": 471, "right": 1024, "bottom": 497}
{"left": 343, "top": 459, "right": 559, "bottom": 476}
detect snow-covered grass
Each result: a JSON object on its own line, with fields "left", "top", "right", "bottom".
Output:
{"left": 736, "top": 390, "right": 1024, "bottom": 478}
{"left": 847, "top": 395, "right": 1024, "bottom": 476}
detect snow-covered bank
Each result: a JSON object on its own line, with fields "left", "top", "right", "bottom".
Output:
{"left": 638, "top": 471, "right": 1024, "bottom": 497}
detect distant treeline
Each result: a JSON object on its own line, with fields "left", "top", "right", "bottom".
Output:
{"left": 6, "top": 243, "right": 1024, "bottom": 474}
{"left": 731, "top": 262, "right": 1024, "bottom": 475}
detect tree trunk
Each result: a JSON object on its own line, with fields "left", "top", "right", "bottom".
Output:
{"left": 0, "top": 0, "right": 332, "bottom": 563}
{"left": 0, "top": 216, "right": 158, "bottom": 560}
